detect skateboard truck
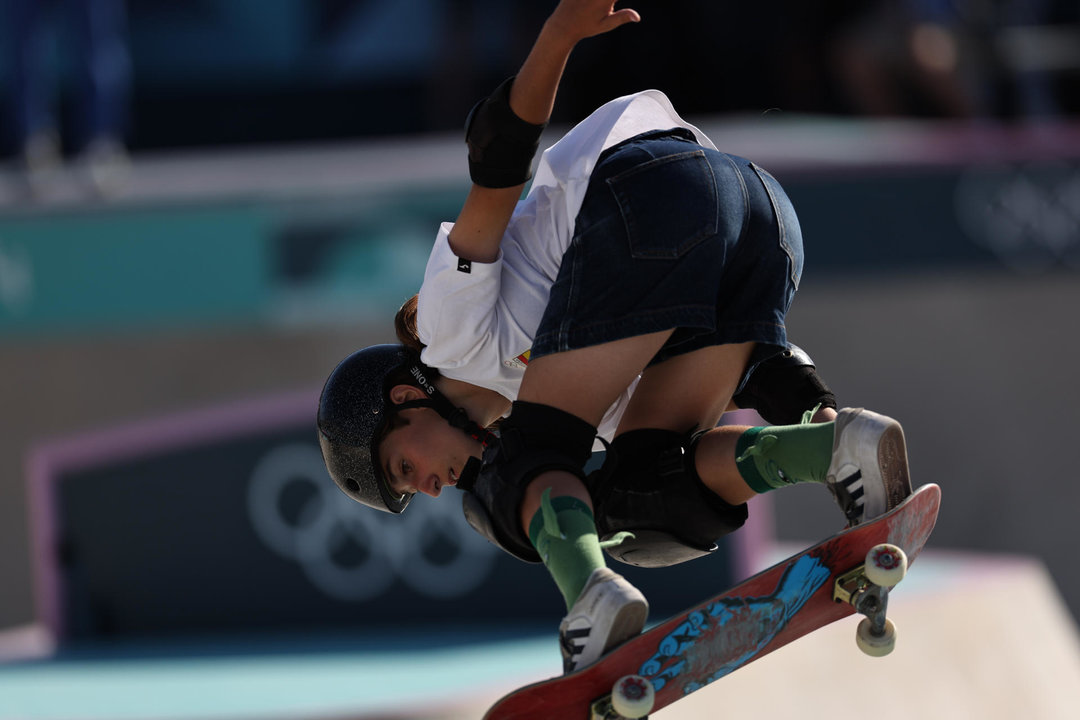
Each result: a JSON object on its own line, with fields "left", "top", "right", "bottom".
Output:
{"left": 833, "top": 543, "right": 907, "bottom": 656}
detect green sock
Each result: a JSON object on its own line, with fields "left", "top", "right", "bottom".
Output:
{"left": 735, "top": 418, "right": 836, "bottom": 494}
{"left": 527, "top": 489, "right": 607, "bottom": 611}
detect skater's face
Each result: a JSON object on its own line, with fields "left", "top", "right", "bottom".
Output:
{"left": 377, "top": 387, "right": 482, "bottom": 499}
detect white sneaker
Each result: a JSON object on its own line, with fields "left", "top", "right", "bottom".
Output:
{"left": 79, "top": 137, "right": 130, "bottom": 199}
{"left": 826, "top": 408, "right": 912, "bottom": 526}
{"left": 558, "top": 567, "right": 648, "bottom": 673}
{"left": 20, "top": 130, "right": 62, "bottom": 199}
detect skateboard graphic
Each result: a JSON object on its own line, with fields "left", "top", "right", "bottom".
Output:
{"left": 485, "top": 483, "right": 941, "bottom": 719}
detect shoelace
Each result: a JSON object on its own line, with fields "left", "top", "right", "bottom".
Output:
{"left": 534, "top": 488, "right": 636, "bottom": 561}
{"left": 599, "top": 531, "right": 636, "bottom": 550}
{"left": 736, "top": 403, "right": 831, "bottom": 485}
{"left": 533, "top": 488, "right": 564, "bottom": 563}
{"left": 735, "top": 433, "right": 778, "bottom": 464}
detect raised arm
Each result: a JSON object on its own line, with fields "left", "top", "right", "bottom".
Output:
{"left": 448, "top": 1, "right": 640, "bottom": 263}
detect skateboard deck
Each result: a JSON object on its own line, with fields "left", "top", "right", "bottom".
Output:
{"left": 485, "top": 483, "right": 941, "bottom": 719}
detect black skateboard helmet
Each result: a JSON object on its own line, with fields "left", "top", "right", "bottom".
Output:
{"left": 318, "top": 344, "right": 414, "bottom": 513}
{"left": 318, "top": 344, "right": 494, "bottom": 513}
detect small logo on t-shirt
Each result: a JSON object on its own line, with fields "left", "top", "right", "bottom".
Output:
{"left": 457, "top": 258, "right": 472, "bottom": 274}
{"left": 503, "top": 349, "right": 531, "bottom": 370}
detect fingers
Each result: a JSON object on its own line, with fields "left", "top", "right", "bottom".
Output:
{"left": 605, "top": 7, "right": 641, "bottom": 31}
{"left": 550, "top": 0, "right": 641, "bottom": 42}
{"left": 613, "top": 6, "right": 641, "bottom": 24}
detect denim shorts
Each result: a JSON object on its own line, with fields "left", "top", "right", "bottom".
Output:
{"left": 531, "top": 129, "right": 804, "bottom": 367}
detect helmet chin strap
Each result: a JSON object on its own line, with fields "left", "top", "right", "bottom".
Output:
{"left": 395, "top": 362, "right": 496, "bottom": 488}
{"left": 392, "top": 396, "right": 494, "bottom": 447}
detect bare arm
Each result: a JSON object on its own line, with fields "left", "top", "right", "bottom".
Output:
{"left": 448, "top": 1, "right": 640, "bottom": 263}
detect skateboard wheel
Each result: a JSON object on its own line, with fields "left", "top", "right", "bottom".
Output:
{"left": 611, "top": 674, "right": 655, "bottom": 718}
{"left": 864, "top": 543, "right": 907, "bottom": 587}
{"left": 856, "top": 617, "right": 897, "bottom": 657}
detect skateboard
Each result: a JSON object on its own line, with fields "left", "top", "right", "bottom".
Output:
{"left": 485, "top": 483, "right": 941, "bottom": 719}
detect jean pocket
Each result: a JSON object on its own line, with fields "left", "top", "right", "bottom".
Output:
{"left": 749, "top": 162, "right": 803, "bottom": 291}
{"left": 607, "top": 150, "right": 718, "bottom": 260}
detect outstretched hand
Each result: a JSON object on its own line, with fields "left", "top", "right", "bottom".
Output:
{"left": 447, "top": 0, "right": 640, "bottom": 264}
{"left": 546, "top": 0, "right": 641, "bottom": 44}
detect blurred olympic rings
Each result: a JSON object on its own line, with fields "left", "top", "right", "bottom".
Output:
{"left": 247, "top": 444, "right": 496, "bottom": 602}
{"left": 956, "top": 161, "right": 1080, "bottom": 272}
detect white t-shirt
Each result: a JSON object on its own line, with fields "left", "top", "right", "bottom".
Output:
{"left": 417, "top": 90, "right": 715, "bottom": 443}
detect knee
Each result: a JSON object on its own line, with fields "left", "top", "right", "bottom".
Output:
{"left": 734, "top": 344, "right": 837, "bottom": 425}
{"left": 587, "top": 429, "right": 747, "bottom": 567}
{"left": 519, "top": 469, "right": 592, "bottom": 530}
{"left": 460, "top": 401, "right": 598, "bottom": 562}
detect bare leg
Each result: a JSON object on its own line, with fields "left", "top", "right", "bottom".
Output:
{"left": 613, "top": 341, "right": 757, "bottom": 505}
{"left": 615, "top": 342, "right": 756, "bottom": 434}
{"left": 516, "top": 330, "right": 674, "bottom": 529}
{"left": 520, "top": 337, "right": 836, "bottom": 515}
{"left": 691, "top": 397, "right": 839, "bottom": 505}
{"left": 691, "top": 425, "right": 758, "bottom": 505}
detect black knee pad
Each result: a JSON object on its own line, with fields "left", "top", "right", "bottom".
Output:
{"left": 588, "top": 429, "right": 748, "bottom": 568}
{"left": 460, "top": 401, "right": 597, "bottom": 563}
{"left": 733, "top": 344, "right": 837, "bottom": 425}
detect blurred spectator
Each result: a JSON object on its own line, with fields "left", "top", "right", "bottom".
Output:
{"left": 3, "top": 0, "right": 132, "bottom": 199}
{"left": 829, "top": 0, "right": 978, "bottom": 118}
{"left": 992, "top": 0, "right": 1064, "bottom": 118}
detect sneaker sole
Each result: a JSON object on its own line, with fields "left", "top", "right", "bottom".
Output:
{"left": 601, "top": 597, "right": 649, "bottom": 655}
{"left": 877, "top": 422, "right": 913, "bottom": 511}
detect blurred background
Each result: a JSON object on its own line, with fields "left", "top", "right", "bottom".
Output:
{"left": 1, "top": 1, "right": 1079, "bottom": 718}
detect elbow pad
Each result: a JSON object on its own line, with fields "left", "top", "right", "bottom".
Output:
{"left": 465, "top": 76, "right": 547, "bottom": 188}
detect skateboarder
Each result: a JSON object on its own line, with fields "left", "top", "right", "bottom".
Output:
{"left": 318, "top": 0, "right": 912, "bottom": 675}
